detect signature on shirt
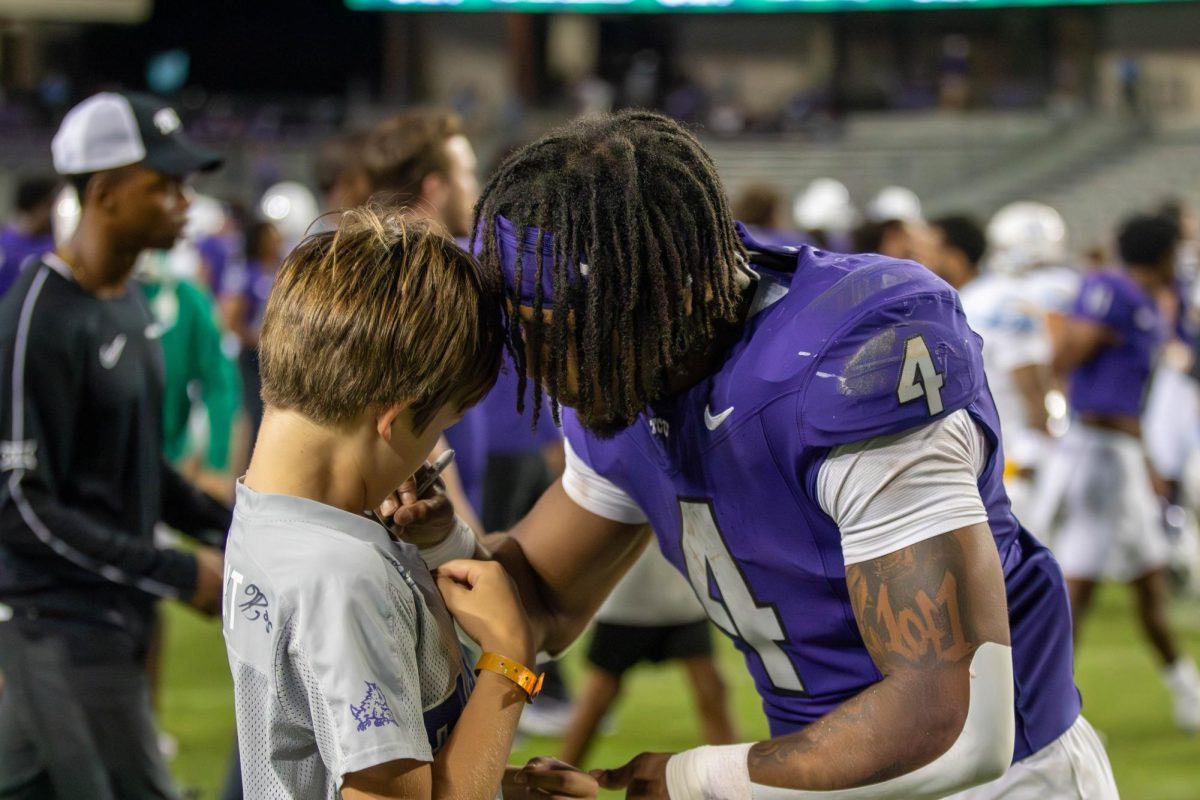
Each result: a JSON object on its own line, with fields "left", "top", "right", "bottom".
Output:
{"left": 237, "top": 584, "right": 272, "bottom": 633}
{"left": 351, "top": 682, "right": 397, "bottom": 732}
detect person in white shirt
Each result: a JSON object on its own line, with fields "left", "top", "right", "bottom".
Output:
{"left": 927, "top": 214, "right": 1054, "bottom": 520}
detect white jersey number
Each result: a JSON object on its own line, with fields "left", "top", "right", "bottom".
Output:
{"left": 897, "top": 334, "right": 945, "bottom": 416}
{"left": 680, "top": 499, "right": 805, "bottom": 693}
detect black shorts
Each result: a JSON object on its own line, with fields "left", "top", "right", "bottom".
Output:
{"left": 586, "top": 619, "right": 713, "bottom": 677}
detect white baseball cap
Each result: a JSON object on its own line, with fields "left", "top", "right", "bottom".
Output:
{"left": 52, "top": 91, "right": 222, "bottom": 177}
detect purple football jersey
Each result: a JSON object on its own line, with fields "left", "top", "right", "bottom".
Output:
{"left": 1068, "top": 270, "right": 1164, "bottom": 418}
{"left": 0, "top": 226, "right": 54, "bottom": 297}
{"left": 444, "top": 357, "right": 562, "bottom": 516}
{"left": 220, "top": 259, "right": 276, "bottom": 337}
{"left": 196, "top": 235, "right": 238, "bottom": 297}
{"left": 563, "top": 229, "right": 1079, "bottom": 763}
{"left": 480, "top": 357, "right": 561, "bottom": 456}
{"left": 444, "top": 237, "right": 558, "bottom": 515}
{"left": 443, "top": 410, "right": 488, "bottom": 515}
{"left": 740, "top": 225, "right": 812, "bottom": 250}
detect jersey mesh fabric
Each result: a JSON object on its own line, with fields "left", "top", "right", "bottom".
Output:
{"left": 387, "top": 581, "right": 460, "bottom": 718}
{"left": 224, "top": 483, "right": 471, "bottom": 798}
{"left": 235, "top": 651, "right": 325, "bottom": 798}
{"left": 230, "top": 584, "right": 462, "bottom": 797}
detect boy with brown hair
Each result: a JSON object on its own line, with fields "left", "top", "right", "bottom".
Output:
{"left": 221, "top": 208, "right": 595, "bottom": 799}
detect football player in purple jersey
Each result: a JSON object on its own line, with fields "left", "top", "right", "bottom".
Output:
{"left": 1034, "top": 213, "right": 1200, "bottom": 732}
{"left": 0, "top": 175, "right": 59, "bottom": 297}
{"left": 391, "top": 111, "right": 1116, "bottom": 799}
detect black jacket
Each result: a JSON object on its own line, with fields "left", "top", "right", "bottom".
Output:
{"left": 0, "top": 255, "right": 230, "bottom": 633}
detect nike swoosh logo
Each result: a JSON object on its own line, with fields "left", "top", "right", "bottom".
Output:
{"left": 704, "top": 405, "right": 734, "bottom": 431}
{"left": 99, "top": 334, "right": 127, "bottom": 369}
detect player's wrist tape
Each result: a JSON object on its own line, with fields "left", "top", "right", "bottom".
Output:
{"left": 475, "top": 652, "right": 544, "bottom": 703}
{"left": 416, "top": 517, "right": 475, "bottom": 570}
{"left": 666, "top": 743, "right": 753, "bottom": 800}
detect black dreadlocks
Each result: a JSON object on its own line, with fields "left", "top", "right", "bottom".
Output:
{"left": 471, "top": 110, "right": 746, "bottom": 432}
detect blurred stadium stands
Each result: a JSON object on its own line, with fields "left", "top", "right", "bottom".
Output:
{"left": 4, "top": 106, "right": 1196, "bottom": 255}
{"left": 1039, "top": 122, "right": 1200, "bottom": 247}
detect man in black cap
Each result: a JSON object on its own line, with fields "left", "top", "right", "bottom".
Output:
{"left": 0, "top": 92, "right": 230, "bottom": 799}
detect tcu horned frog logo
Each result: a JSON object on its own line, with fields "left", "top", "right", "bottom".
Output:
{"left": 350, "top": 682, "right": 397, "bottom": 732}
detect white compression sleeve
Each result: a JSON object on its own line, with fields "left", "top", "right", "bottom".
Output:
{"left": 665, "top": 643, "right": 1014, "bottom": 800}
{"left": 667, "top": 743, "right": 754, "bottom": 800}
{"left": 415, "top": 517, "right": 476, "bottom": 570}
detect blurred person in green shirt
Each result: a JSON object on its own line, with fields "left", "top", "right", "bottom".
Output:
{"left": 139, "top": 248, "right": 241, "bottom": 503}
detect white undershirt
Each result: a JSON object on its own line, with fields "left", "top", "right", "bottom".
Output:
{"left": 562, "top": 409, "right": 989, "bottom": 565}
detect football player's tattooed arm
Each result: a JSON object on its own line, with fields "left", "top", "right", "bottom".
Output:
{"left": 745, "top": 524, "right": 1012, "bottom": 794}
{"left": 489, "top": 480, "right": 651, "bottom": 653}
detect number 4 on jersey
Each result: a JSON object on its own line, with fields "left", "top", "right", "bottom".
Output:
{"left": 896, "top": 334, "right": 945, "bottom": 416}
{"left": 680, "top": 500, "right": 805, "bottom": 694}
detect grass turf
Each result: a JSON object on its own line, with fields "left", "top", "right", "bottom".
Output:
{"left": 161, "top": 584, "right": 1200, "bottom": 798}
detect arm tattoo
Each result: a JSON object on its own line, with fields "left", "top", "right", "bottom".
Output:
{"left": 747, "top": 527, "right": 1007, "bottom": 784}
{"left": 846, "top": 531, "right": 977, "bottom": 670}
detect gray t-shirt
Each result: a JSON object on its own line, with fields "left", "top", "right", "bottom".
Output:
{"left": 222, "top": 482, "right": 470, "bottom": 799}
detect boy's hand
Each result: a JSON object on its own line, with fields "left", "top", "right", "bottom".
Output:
{"left": 513, "top": 757, "right": 599, "bottom": 798}
{"left": 435, "top": 559, "right": 534, "bottom": 665}
{"left": 377, "top": 462, "right": 454, "bottom": 548}
{"left": 591, "top": 752, "right": 672, "bottom": 799}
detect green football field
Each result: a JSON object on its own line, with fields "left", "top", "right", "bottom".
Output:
{"left": 160, "top": 585, "right": 1200, "bottom": 799}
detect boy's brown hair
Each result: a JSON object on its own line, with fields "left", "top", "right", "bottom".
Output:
{"left": 259, "top": 207, "right": 504, "bottom": 433}
{"left": 362, "top": 108, "right": 462, "bottom": 201}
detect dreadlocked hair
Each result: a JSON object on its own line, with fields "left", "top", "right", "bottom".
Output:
{"left": 471, "top": 110, "right": 746, "bottom": 431}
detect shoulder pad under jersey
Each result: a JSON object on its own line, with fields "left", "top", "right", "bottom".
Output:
{"left": 798, "top": 260, "right": 986, "bottom": 448}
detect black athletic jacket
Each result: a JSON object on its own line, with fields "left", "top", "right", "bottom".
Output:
{"left": 0, "top": 254, "right": 231, "bottom": 632}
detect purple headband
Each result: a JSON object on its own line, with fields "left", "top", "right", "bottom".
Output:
{"left": 477, "top": 214, "right": 585, "bottom": 308}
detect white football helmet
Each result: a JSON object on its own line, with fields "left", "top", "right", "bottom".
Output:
{"left": 867, "top": 185, "right": 923, "bottom": 223}
{"left": 184, "top": 193, "right": 227, "bottom": 243}
{"left": 793, "top": 178, "right": 858, "bottom": 233}
{"left": 259, "top": 181, "right": 319, "bottom": 250}
{"left": 986, "top": 201, "right": 1067, "bottom": 274}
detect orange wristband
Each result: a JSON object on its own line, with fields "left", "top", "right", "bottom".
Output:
{"left": 474, "top": 652, "right": 544, "bottom": 703}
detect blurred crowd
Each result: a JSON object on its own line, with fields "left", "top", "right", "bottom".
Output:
{"left": 1, "top": 97, "right": 1199, "bottom": 797}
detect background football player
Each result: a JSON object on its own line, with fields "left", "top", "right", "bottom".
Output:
{"left": 1033, "top": 213, "right": 1200, "bottom": 733}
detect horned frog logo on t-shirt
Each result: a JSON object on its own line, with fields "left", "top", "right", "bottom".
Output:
{"left": 350, "top": 682, "right": 396, "bottom": 732}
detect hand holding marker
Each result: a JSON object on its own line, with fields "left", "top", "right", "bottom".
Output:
{"left": 415, "top": 449, "right": 456, "bottom": 498}
{"left": 371, "top": 449, "right": 455, "bottom": 531}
